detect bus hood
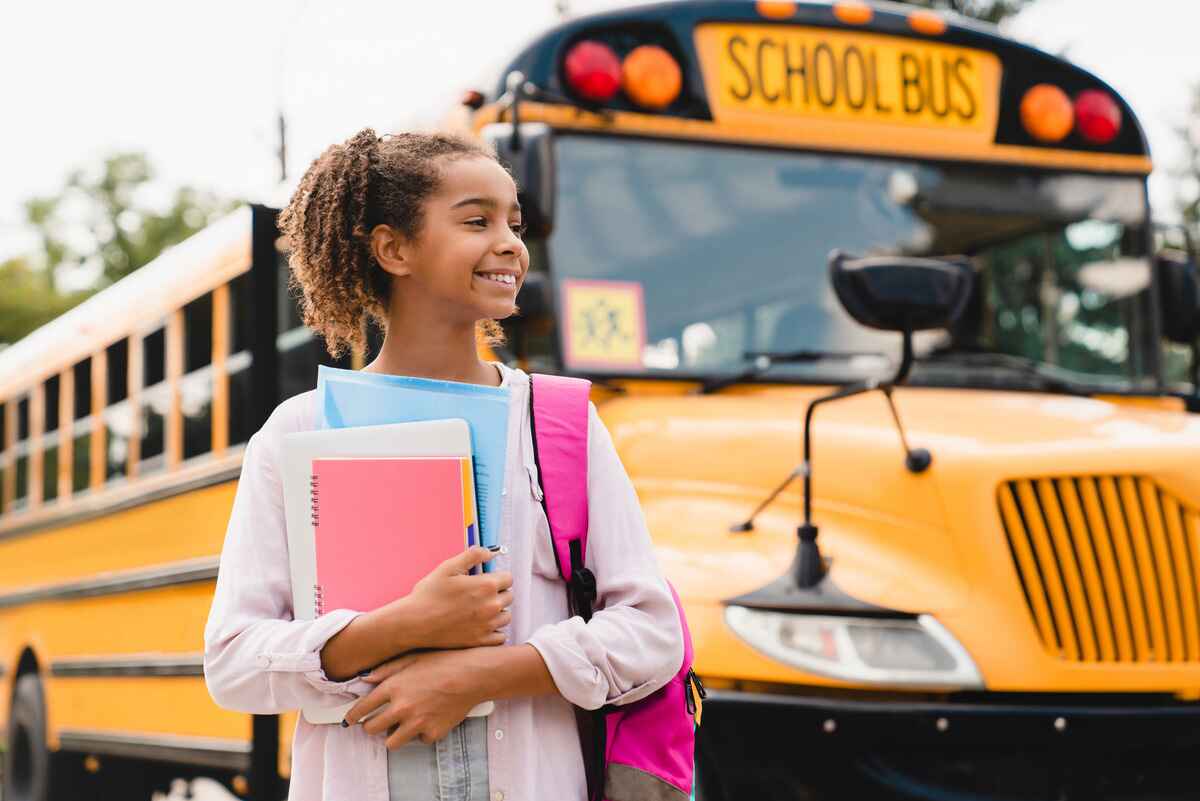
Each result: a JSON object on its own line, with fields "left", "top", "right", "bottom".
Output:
{"left": 600, "top": 385, "right": 1200, "bottom": 689}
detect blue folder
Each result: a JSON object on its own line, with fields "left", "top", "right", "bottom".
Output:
{"left": 314, "top": 365, "right": 511, "bottom": 568}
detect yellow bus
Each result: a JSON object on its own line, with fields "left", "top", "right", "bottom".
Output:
{"left": 2, "top": 1, "right": 1200, "bottom": 799}
{"left": 0, "top": 204, "right": 358, "bottom": 799}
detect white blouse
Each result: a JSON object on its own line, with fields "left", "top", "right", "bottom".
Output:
{"left": 203, "top": 362, "right": 684, "bottom": 801}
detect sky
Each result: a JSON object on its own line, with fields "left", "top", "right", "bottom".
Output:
{"left": 2, "top": 0, "right": 1198, "bottom": 269}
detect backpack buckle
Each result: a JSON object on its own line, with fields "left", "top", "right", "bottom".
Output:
{"left": 569, "top": 566, "right": 598, "bottom": 618}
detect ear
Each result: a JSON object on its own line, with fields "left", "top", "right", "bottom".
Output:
{"left": 370, "top": 224, "right": 413, "bottom": 278}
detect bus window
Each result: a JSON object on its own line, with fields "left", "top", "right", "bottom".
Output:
{"left": 104, "top": 339, "right": 129, "bottom": 481}
{"left": 499, "top": 240, "right": 559, "bottom": 373}
{"left": 13, "top": 395, "right": 29, "bottom": 510}
{"left": 0, "top": 400, "right": 6, "bottom": 514}
{"left": 228, "top": 271, "right": 255, "bottom": 446}
{"left": 183, "top": 292, "right": 214, "bottom": 460}
{"left": 276, "top": 247, "right": 358, "bottom": 402}
{"left": 42, "top": 375, "right": 60, "bottom": 504}
{"left": 71, "top": 357, "right": 91, "bottom": 494}
{"left": 139, "top": 324, "right": 167, "bottom": 475}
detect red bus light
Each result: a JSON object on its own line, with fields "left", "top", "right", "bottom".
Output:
{"left": 564, "top": 40, "right": 622, "bottom": 103}
{"left": 1074, "top": 90, "right": 1122, "bottom": 144}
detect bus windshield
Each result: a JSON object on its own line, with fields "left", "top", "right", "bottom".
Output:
{"left": 548, "top": 135, "right": 1156, "bottom": 392}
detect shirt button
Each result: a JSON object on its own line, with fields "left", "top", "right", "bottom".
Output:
{"left": 494, "top": 729, "right": 504, "bottom": 741}
{"left": 493, "top": 792, "right": 505, "bottom": 801}
{"left": 501, "top": 487, "right": 508, "bottom": 496}
{"left": 255, "top": 655, "right": 271, "bottom": 668}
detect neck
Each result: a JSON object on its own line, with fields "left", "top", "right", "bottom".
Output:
{"left": 362, "top": 297, "right": 500, "bottom": 387}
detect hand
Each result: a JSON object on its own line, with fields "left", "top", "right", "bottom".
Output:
{"left": 345, "top": 649, "right": 490, "bottom": 748}
{"left": 388, "top": 546, "right": 513, "bottom": 651}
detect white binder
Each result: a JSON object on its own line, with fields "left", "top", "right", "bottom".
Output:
{"left": 281, "top": 418, "right": 494, "bottom": 725}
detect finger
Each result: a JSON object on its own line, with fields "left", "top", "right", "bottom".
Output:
{"left": 481, "top": 631, "right": 506, "bottom": 647}
{"left": 496, "top": 589, "right": 514, "bottom": 608}
{"left": 362, "top": 653, "right": 414, "bottom": 684}
{"left": 440, "top": 546, "right": 496, "bottom": 576}
{"left": 491, "top": 609, "right": 513, "bottom": 629}
{"left": 385, "top": 717, "right": 424, "bottom": 750}
{"left": 345, "top": 685, "right": 390, "bottom": 726}
{"left": 490, "top": 570, "right": 514, "bottom": 592}
{"left": 361, "top": 703, "right": 402, "bottom": 737}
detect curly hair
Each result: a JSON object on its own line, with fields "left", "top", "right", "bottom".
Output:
{"left": 277, "top": 128, "right": 509, "bottom": 359}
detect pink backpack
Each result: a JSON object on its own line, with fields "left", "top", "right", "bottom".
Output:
{"left": 528, "top": 373, "right": 705, "bottom": 801}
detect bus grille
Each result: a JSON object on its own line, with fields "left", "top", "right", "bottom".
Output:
{"left": 998, "top": 476, "right": 1200, "bottom": 663}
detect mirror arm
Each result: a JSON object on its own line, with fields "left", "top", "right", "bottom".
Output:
{"left": 501, "top": 71, "right": 526, "bottom": 151}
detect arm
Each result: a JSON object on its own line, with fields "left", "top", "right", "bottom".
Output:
{"left": 526, "top": 403, "right": 685, "bottom": 711}
{"left": 320, "top": 547, "right": 511, "bottom": 681}
{"left": 203, "top": 429, "right": 371, "bottom": 715}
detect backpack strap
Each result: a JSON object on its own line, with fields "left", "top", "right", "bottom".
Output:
{"left": 528, "top": 373, "right": 595, "bottom": 620}
{"left": 529, "top": 373, "right": 606, "bottom": 801}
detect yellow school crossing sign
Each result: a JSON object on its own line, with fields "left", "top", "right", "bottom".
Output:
{"left": 561, "top": 279, "right": 647, "bottom": 370}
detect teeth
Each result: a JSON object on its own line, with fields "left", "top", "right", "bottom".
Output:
{"left": 478, "top": 273, "right": 516, "bottom": 286}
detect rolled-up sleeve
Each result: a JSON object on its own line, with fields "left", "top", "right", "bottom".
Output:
{"left": 203, "top": 423, "right": 371, "bottom": 715}
{"left": 528, "top": 403, "right": 684, "bottom": 711}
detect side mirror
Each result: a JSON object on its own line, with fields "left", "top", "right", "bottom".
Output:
{"left": 481, "top": 122, "right": 555, "bottom": 238}
{"left": 1157, "top": 250, "right": 1200, "bottom": 344}
{"left": 829, "top": 250, "right": 975, "bottom": 334}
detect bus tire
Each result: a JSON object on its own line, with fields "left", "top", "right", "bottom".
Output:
{"left": 4, "top": 673, "right": 55, "bottom": 801}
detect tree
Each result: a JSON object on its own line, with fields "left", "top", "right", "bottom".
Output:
{"left": 0, "top": 257, "right": 89, "bottom": 347}
{"left": 24, "top": 152, "right": 236, "bottom": 290}
{"left": 896, "top": 0, "right": 1033, "bottom": 24}
{"left": 2, "top": 152, "right": 238, "bottom": 347}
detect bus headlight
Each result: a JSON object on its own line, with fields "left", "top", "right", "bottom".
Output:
{"left": 724, "top": 607, "right": 984, "bottom": 689}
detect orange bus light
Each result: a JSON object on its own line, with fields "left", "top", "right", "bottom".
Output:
{"left": 1020, "top": 84, "right": 1074, "bottom": 143}
{"left": 908, "top": 9, "right": 948, "bottom": 35}
{"left": 1075, "top": 89, "right": 1121, "bottom": 144}
{"left": 755, "top": 1, "right": 797, "bottom": 19}
{"left": 833, "top": 1, "right": 873, "bottom": 25}
{"left": 622, "top": 45, "right": 683, "bottom": 110}
{"left": 564, "top": 40, "right": 622, "bottom": 103}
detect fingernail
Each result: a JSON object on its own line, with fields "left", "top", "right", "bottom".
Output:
{"left": 341, "top": 719, "right": 350, "bottom": 728}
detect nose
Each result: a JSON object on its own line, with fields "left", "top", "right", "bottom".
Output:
{"left": 494, "top": 226, "right": 525, "bottom": 258}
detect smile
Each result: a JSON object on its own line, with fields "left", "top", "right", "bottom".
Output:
{"left": 475, "top": 272, "right": 517, "bottom": 286}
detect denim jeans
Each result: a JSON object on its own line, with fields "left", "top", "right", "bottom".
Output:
{"left": 387, "top": 716, "right": 490, "bottom": 801}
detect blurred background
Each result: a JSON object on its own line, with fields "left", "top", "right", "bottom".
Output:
{"left": 1, "top": 0, "right": 1198, "bottom": 348}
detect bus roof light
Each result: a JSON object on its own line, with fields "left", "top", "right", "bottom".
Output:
{"left": 622, "top": 45, "right": 682, "bottom": 110}
{"left": 564, "top": 40, "right": 622, "bottom": 103}
{"left": 833, "top": 1, "right": 873, "bottom": 25}
{"left": 908, "top": 9, "right": 947, "bottom": 35}
{"left": 755, "top": 1, "right": 796, "bottom": 18}
{"left": 1075, "top": 90, "right": 1122, "bottom": 145}
{"left": 1020, "top": 84, "right": 1074, "bottom": 143}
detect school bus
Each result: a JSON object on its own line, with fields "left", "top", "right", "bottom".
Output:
{"left": 2, "top": 1, "right": 1200, "bottom": 800}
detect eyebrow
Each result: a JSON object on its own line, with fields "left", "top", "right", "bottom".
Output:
{"left": 450, "top": 197, "right": 522, "bottom": 213}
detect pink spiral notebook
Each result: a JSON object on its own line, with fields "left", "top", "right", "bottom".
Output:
{"left": 310, "top": 456, "right": 470, "bottom": 615}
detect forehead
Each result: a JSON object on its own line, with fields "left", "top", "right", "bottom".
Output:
{"left": 432, "top": 156, "right": 519, "bottom": 208}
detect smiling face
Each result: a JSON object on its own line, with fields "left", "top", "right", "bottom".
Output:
{"left": 372, "top": 155, "right": 529, "bottom": 325}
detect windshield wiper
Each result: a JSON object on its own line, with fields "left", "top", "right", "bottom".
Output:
{"left": 697, "top": 349, "right": 884, "bottom": 394}
{"left": 916, "top": 347, "right": 1092, "bottom": 396}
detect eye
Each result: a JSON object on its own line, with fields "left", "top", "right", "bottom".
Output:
{"left": 511, "top": 222, "right": 528, "bottom": 238}
{"left": 466, "top": 217, "right": 488, "bottom": 228}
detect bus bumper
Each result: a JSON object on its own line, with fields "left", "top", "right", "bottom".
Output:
{"left": 696, "top": 689, "right": 1200, "bottom": 801}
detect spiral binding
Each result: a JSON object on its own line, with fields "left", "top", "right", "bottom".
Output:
{"left": 313, "top": 584, "right": 325, "bottom": 617}
{"left": 310, "top": 473, "right": 323, "bottom": 615}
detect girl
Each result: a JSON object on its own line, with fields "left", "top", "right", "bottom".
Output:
{"left": 202, "top": 129, "right": 684, "bottom": 801}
